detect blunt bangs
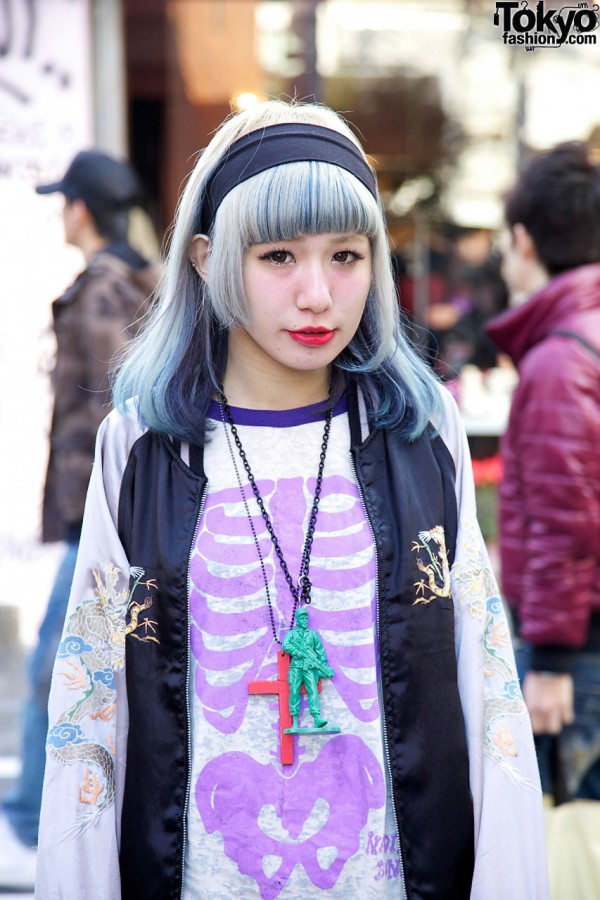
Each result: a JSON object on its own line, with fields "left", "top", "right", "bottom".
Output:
{"left": 236, "top": 161, "right": 380, "bottom": 245}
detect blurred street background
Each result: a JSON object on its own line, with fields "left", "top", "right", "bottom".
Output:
{"left": 1, "top": 0, "right": 599, "bottom": 895}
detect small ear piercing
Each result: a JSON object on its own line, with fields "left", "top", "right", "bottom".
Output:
{"left": 190, "top": 258, "right": 206, "bottom": 278}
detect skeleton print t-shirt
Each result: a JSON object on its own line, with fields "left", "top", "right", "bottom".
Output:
{"left": 183, "top": 397, "right": 406, "bottom": 899}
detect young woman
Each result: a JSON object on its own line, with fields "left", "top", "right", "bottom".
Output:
{"left": 36, "top": 100, "right": 549, "bottom": 900}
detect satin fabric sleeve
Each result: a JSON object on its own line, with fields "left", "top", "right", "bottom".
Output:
{"left": 434, "top": 386, "right": 550, "bottom": 900}
{"left": 35, "top": 406, "right": 147, "bottom": 900}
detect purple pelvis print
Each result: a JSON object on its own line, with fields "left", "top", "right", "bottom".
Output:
{"left": 196, "top": 735, "right": 384, "bottom": 899}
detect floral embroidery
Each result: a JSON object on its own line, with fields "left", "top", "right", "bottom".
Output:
{"left": 47, "top": 566, "right": 158, "bottom": 836}
{"left": 412, "top": 525, "right": 451, "bottom": 604}
{"left": 126, "top": 568, "right": 159, "bottom": 643}
{"left": 450, "top": 519, "right": 497, "bottom": 621}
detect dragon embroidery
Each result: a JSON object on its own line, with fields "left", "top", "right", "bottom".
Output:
{"left": 412, "top": 525, "right": 451, "bottom": 604}
{"left": 47, "top": 565, "right": 158, "bottom": 837}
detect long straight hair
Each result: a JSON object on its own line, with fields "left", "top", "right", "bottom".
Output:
{"left": 113, "top": 100, "right": 441, "bottom": 443}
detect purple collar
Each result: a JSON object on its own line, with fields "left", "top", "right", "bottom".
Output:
{"left": 207, "top": 393, "right": 348, "bottom": 428}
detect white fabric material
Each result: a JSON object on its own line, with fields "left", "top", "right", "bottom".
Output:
{"left": 436, "top": 387, "right": 549, "bottom": 899}
{"left": 35, "top": 388, "right": 550, "bottom": 899}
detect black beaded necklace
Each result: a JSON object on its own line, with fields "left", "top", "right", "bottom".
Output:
{"left": 217, "top": 390, "right": 333, "bottom": 644}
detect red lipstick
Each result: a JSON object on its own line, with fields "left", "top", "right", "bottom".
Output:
{"left": 289, "top": 328, "right": 335, "bottom": 346}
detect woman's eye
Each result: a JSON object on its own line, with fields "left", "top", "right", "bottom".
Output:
{"left": 261, "top": 249, "right": 292, "bottom": 265}
{"left": 333, "top": 250, "right": 363, "bottom": 264}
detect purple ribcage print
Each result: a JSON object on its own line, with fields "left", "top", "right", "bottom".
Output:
{"left": 190, "top": 473, "right": 378, "bottom": 733}
{"left": 188, "top": 471, "right": 386, "bottom": 897}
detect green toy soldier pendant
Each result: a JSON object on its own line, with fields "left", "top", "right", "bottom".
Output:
{"left": 282, "top": 607, "right": 341, "bottom": 735}
{"left": 222, "top": 392, "right": 339, "bottom": 755}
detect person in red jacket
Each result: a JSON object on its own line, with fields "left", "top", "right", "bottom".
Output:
{"left": 486, "top": 141, "right": 600, "bottom": 801}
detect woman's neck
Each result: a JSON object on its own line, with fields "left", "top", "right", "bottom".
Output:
{"left": 221, "top": 361, "right": 330, "bottom": 411}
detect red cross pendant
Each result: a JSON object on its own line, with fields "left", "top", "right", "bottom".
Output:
{"left": 248, "top": 649, "right": 322, "bottom": 765}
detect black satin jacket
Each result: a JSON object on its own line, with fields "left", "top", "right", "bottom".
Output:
{"left": 117, "top": 392, "right": 474, "bottom": 900}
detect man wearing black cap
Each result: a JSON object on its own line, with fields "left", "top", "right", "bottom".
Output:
{"left": 0, "top": 150, "right": 161, "bottom": 891}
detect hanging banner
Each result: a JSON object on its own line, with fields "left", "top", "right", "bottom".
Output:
{"left": 0, "top": 0, "right": 94, "bottom": 615}
{"left": 0, "top": 0, "right": 92, "bottom": 184}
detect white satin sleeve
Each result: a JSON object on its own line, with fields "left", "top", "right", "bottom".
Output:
{"left": 435, "top": 385, "right": 550, "bottom": 900}
{"left": 35, "top": 404, "right": 147, "bottom": 900}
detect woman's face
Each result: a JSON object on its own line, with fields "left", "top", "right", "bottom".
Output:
{"left": 228, "top": 231, "right": 372, "bottom": 384}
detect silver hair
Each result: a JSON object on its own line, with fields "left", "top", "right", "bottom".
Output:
{"left": 113, "top": 99, "right": 441, "bottom": 442}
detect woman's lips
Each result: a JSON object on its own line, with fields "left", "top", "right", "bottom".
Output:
{"left": 289, "top": 328, "right": 336, "bottom": 346}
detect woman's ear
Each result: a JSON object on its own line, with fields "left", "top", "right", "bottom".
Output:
{"left": 189, "top": 234, "right": 210, "bottom": 281}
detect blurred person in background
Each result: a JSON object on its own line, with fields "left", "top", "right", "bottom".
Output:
{"left": 0, "top": 150, "right": 160, "bottom": 891}
{"left": 486, "top": 142, "right": 600, "bottom": 803}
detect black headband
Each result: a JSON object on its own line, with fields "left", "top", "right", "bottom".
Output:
{"left": 196, "top": 122, "right": 378, "bottom": 233}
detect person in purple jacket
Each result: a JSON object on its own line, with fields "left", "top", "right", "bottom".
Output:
{"left": 487, "top": 141, "right": 600, "bottom": 801}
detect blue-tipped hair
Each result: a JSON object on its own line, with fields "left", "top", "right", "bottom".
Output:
{"left": 112, "top": 99, "right": 441, "bottom": 443}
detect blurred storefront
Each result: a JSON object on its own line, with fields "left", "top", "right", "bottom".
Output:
{"left": 120, "top": 1, "right": 599, "bottom": 426}
{"left": 119, "top": 0, "right": 600, "bottom": 556}
{"left": 0, "top": 0, "right": 95, "bottom": 586}
{"left": 3, "top": 0, "right": 600, "bottom": 319}
{"left": 118, "top": 0, "right": 600, "bottom": 352}
{"left": 1, "top": 0, "right": 599, "bottom": 575}
{"left": 121, "top": 6, "right": 599, "bottom": 206}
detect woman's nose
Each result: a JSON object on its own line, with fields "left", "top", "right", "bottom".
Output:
{"left": 296, "top": 263, "right": 333, "bottom": 312}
